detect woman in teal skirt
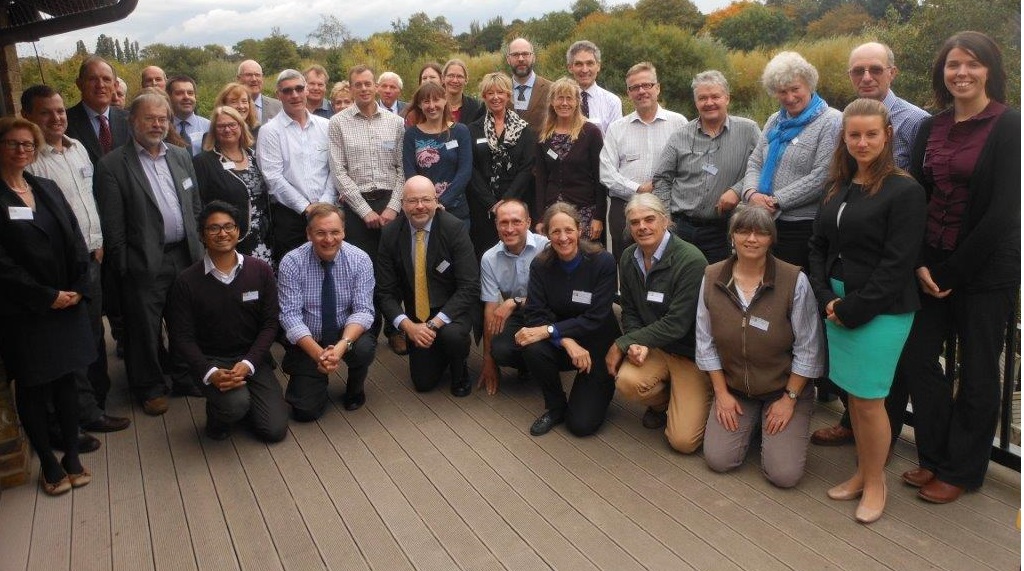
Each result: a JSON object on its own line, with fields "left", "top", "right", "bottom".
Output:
{"left": 808, "top": 98, "right": 926, "bottom": 523}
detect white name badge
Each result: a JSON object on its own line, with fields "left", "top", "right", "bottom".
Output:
{"left": 790, "top": 137, "right": 799, "bottom": 145}
{"left": 242, "top": 290, "right": 259, "bottom": 302}
{"left": 221, "top": 161, "right": 237, "bottom": 170}
{"left": 546, "top": 148, "right": 559, "bottom": 160}
{"left": 476, "top": 138, "right": 487, "bottom": 145}
{"left": 8, "top": 206, "right": 33, "bottom": 220}
{"left": 182, "top": 177, "right": 194, "bottom": 190}
{"left": 382, "top": 141, "right": 396, "bottom": 150}
{"left": 646, "top": 291, "right": 665, "bottom": 303}
{"left": 748, "top": 316, "right": 769, "bottom": 332}
{"left": 445, "top": 139, "right": 459, "bottom": 150}
{"left": 80, "top": 165, "right": 94, "bottom": 178}
{"left": 436, "top": 260, "right": 451, "bottom": 273}
{"left": 571, "top": 290, "right": 592, "bottom": 305}
{"left": 702, "top": 163, "right": 719, "bottom": 176}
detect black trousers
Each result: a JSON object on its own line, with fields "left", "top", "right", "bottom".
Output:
{"left": 772, "top": 219, "right": 814, "bottom": 271}
{"left": 671, "top": 213, "right": 729, "bottom": 264}
{"left": 271, "top": 203, "right": 308, "bottom": 266}
{"left": 490, "top": 311, "right": 527, "bottom": 371}
{"left": 282, "top": 332, "right": 377, "bottom": 421}
{"left": 408, "top": 321, "right": 472, "bottom": 393}
{"left": 521, "top": 337, "right": 615, "bottom": 436}
{"left": 343, "top": 195, "right": 392, "bottom": 337}
{"left": 77, "top": 257, "right": 110, "bottom": 423}
{"left": 200, "top": 356, "right": 289, "bottom": 442}
{"left": 608, "top": 197, "right": 634, "bottom": 264}
{"left": 897, "top": 286, "right": 1016, "bottom": 489}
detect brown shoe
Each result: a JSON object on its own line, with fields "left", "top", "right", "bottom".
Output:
{"left": 388, "top": 332, "right": 409, "bottom": 356}
{"left": 918, "top": 478, "right": 964, "bottom": 504}
{"left": 901, "top": 467, "right": 936, "bottom": 488}
{"left": 142, "top": 396, "right": 169, "bottom": 416}
{"left": 811, "top": 424, "right": 855, "bottom": 446}
{"left": 40, "top": 472, "right": 72, "bottom": 496}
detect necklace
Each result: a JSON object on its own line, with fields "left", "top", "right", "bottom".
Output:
{"left": 221, "top": 150, "right": 246, "bottom": 162}
{"left": 6, "top": 178, "right": 30, "bottom": 194}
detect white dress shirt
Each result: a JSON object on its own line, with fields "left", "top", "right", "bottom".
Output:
{"left": 599, "top": 105, "right": 687, "bottom": 201}
{"left": 256, "top": 110, "right": 335, "bottom": 215}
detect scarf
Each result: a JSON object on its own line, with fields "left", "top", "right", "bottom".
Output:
{"left": 484, "top": 108, "right": 528, "bottom": 196}
{"left": 757, "top": 92, "right": 827, "bottom": 195}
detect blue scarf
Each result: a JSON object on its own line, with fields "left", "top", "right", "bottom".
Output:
{"left": 757, "top": 92, "right": 827, "bottom": 195}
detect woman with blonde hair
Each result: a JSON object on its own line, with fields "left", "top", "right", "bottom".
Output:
{"left": 442, "top": 59, "right": 482, "bottom": 124}
{"left": 214, "top": 82, "right": 260, "bottom": 134}
{"left": 534, "top": 77, "right": 607, "bottom": 241}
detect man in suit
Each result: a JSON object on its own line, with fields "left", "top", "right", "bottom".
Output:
{"left": 167, "top": 75, "right": 210, "bottom": 157}
{"left": 237, "top": 60, "right": 282, "bottom": 123}
{"left": 376, "top": 176, "right": 480, "bottom": 396}
{"left": 506, "top": 38, "right": 551, "bottom": 131}
{"left": 376, "top": 72, "right": 407, "bottom": 115}
{"left": 64, "top": 56, "right": 131, "bottom": 167}
{"left": 94, "top": 92, "right": 204, "bottom": 415}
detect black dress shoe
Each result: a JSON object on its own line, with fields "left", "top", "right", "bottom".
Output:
{"left": 342, "top": 392, "right": 366, "bottom": 411}
{"left": 83, "top": 414, "right": 131, "bottom": 433}
{"left": 204, "top": 418, "right": 232, "bottom": 441}
{"left": 451, "top": 382, "right": 471, "bottom": 397}
{"left": 52, "top": 429, "right": 102, "bottom": 453}
{"left": 530, "top": 410, "right": 565, "bottom": 436}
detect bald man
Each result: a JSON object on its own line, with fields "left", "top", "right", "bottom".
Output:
{"left": 237, "top": 60, "right": 283, "bottom": 122}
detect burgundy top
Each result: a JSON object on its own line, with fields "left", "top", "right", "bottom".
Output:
{"left": 922, "top": 100, "right": 1006, "bottom": 250}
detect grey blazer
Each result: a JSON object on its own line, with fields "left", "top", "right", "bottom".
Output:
{"left": 259, "top": 95, "right": 283, "bottom": 123}
{"left": 94, "top": 141, "right": 203, "bottom": 281}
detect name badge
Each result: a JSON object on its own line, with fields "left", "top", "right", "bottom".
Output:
{"left": 587, "top": 117, "right": 600, "bottom": 124}
{"left": 221, "top": 161, "right": 236, "bottom": 170}
{"left": 748, "top": 316, "right": 769, "bottom": 332}
{"left": 182, "top": 177, "right": 194, "bottom": 190}
{"left": 315, "top": 144, "right": 328, "bottom": 152}
{"left": 444, "top": 139, "right": 459, "bottom": 150}
{"left": 436, "top": 260, "right": 450, "bottom": 273}
{"left": 546, "top": 148, "right": 559, "bottom": 160}
{"left": 8, "top": 206, "right": 32, "bottom": 220}
{"left": 791, "top": 137, "right": 799, "bottom": 146}
{"left": 625, "top": 154, "right": 640, "bottom": 163}
{"left": 646, "top": 291, "right": 665, "bottom": 303}
{"left": 382, "top": 141, "right": 396, "bottom": 151}
{"left": 571, "top": 290, "right": 592, "bottom": 305}
{"left": 242, "top": 290, "right": 259, "bottom": 302}
{"left": 702, "top": 163, "right": 719, "bottom": 176}
{"left": 475, "top": 138, "right": 487, "bottom": 145}
{"left": 80, "top": 165, "right": 94, "bottom": 178}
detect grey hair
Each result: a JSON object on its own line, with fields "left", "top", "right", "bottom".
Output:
{"left": 691, "top": 70, "right": 730, "bottom": 95}
{"left": 624, "top": 193, "right": 669, "bottom": 221}
{"left": 566, "top": 40, "right": 601, "bottom": 65}
{"left": 728, "top": 204, "right": 777, "bottom": 244}
{"left": 128, "top": 91, "right": 170, "bottom": 118}
{"left": 276, "top": 69, "right": 305, "bottom": 88}
{"left": 377, "top": 71, "right": 404, "bottom": 90}
{"left": 761, "top": 51, "right": 819, "bottom": 93}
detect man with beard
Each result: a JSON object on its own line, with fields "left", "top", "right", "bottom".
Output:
{"left": 505, "top": 38, "right": 551, "bottom": 131}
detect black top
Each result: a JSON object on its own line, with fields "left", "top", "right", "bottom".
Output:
{"left": 534, "top": 122, "right": 608, "bottom": 221}
{"left": 525, "top": 249, "right": 621, "bottom": 346}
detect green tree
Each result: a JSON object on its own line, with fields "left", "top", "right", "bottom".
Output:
{"left": 391, "top": 12, "right": 459, "bottom": 60}
{"left": 307, "top": 14, "right": 351, "bottom": 50}
{"left": 458, "top": 17, "right": 508, "bottom": 55}
{"left": 635, "top": 0, "right": 704, "bottom": 32}
{"left": 804, "top": 3, "right": 874, "bottom": 39}
{"left": 232, "top": 38, "right": 263, "bottom": 61}
{"left": 75, "top": 40, "right": 88, "bottom": 57}
{"left": 571, "top": 0, "right": 605, "bottom": 22}
{"left": 203, "top": 44, "right": 228, "bottom": 61}
{"left": 513, "top": 11, "right": 577, "bottom": 51}
{"left": 712, "top": 4, "right": 794, "bottom": 52}
{"left": 95, "top": 35, "right": 115, "bottom": 59}
{"left": 139, "top": 44, "right": 211, "bottom": 77}
{"left": 260, "top": 28, "right": 301, "bottom": 73}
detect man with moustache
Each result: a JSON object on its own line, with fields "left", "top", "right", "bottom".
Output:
{"left": 505, "top": 38, "right": 552, "bottom": 131}
{"left": 304, "top": 64, "right": 333, "bottom": 119}
{"left": 237, "top": 60, "right": 282, "bottom": 122}
{"left": 257, "top": 69, "right": 334, "bottom": 262}
{"left": 653, "top": 70, "right": 760, "bottom": 264}
{"left": 376, "top": 176, "right": 480, "bottom": 396}
{"left": 94, "top": 92, "right": 204, "bottom": 415}
{"left": 600, "top": 62, "right": 687, "bottom": 262}
{"left": 168, "top": 75, "right": 210, "bottom": 157}
{"left": 65, "top": 56, "right": 130, "bottom": 166}
{"left": 566, "top": 40, "right": 622, "bottom": 134}
{"left": 476, "top": 200, "right": 549, "bottom": 395}
{"left": 376, "top": 72, "right": 407, "bottom": 114}
{"left": 141, "top": 65, "right": 167, "bottom": 91}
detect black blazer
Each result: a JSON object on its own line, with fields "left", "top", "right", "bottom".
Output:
{"left": 457, "top": 95, "right": 484, "bottom": 125}
{"left": 64, "top": 102, "right": 130, "bottom": 165}
{"left": 909, "top": 108, "right": 1020, "bottom": 292}
{"left": 193, "top": 149, "right": 268, "bottom": 239}
{"left": 467, "top": 115, "right": 537, "bottom": 209}
{"left": 808, "top": 175, "right": 926, "bottom": 329}
{"left": 375, "top": 209, "right": 480, "bottom": 327}
{"left": 94, "top": 141, "right": 204, "bottom": 281}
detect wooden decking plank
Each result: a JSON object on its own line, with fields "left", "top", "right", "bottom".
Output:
{"left": 361, "top": 366, "right": 549, "bottom": 571}
{"left": 163, "top": 398, "right": 239, "bottom": 571}
{"left": 25, "top": 463, "right": 71, "bottom": 571}
{"left": 0, "top": 461, "right": 37, "bottom": 570}
{"left": 106, "top": 401, "right": 156, "bottom": 571}
{"left": 70, "top": 433, "right": 113, "bottom": 571}
{"left": 369, "top": 357, "right": 594, "bottom": 571}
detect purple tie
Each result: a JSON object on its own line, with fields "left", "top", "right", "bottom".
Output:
{"left": 97, "top": 115, "right": 113, "bottom": 154}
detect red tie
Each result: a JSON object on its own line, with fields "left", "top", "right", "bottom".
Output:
{"left": 97, "top": 115, "right": 113, "bottom": 154}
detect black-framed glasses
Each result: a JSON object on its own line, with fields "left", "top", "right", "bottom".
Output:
{"left": 626, "top": 82, "right": 657, "bottom": 93}
{"left": 1, "top": 140, "right": 36, "bottom": 151}
{"left": 204, "top": 223, "right": 238, "bottom": 235}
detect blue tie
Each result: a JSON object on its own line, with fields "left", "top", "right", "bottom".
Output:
{"left": 321, "top": 260, "right": 339, "bottom": 344}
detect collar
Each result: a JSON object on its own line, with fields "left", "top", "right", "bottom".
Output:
{"left": 39, "top": 135, "right": 78, "bottom": 155}
{"left": 514, "top": 71, "right": 537, "bottom": 89}
{"left": 281, "top": 110, "right": 312, "bottom": 127}
{"left": 378, "top": 100, "right": 398, "bottom": 113}
{"left": 83, "top": 104, "right": 109, "bottom": 121}
{"left": 203, "top": 251, "right": 244, "bottom": 276}
{"left": 714, "top": 254, "right": 779, "bottom": 291}
{"left": 252, "top": 94, "right": 264, "bottom": 107}
{"left": 408, "top": 215, "right": 434, "bottom": 235}
{"left": 133, "top": 138, "right": 168, "bottom": 158}
{"left": 176, "top": 113, "right": 198, "bottom": 125}
{"left": 881, "top": 89, "right": 897, "bottom": 110}
{"left": 633, "top": 230, "right": 671, "bottom": 268}
{"left": 498, "top": 231, "right": 545, "bottom": 257}
{"left": 627, "top": 105, "right": 670, "bottom": 125}
{"left": 353, "top": 103, "right": 380, "bottom": 119}
{"left": 697, "top": 114, "right": 732, "bottom": 136}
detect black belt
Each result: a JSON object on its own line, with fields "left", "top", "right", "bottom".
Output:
{"left": 163, "top": 240, "right": 186, "bottom": 252}
{"left": 361, "top": 188, "right": 391, "bottom": 201}
{"left": 672, "top": 212, "right": 724, "bottom": 227}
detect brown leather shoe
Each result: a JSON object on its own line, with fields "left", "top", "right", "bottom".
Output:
{"left": 389, "top": 332, "right": 409, "bottom": 356}
{"left": 918, "top": 478, "right": 964, "bottom": 504}
{"left": 142, "top": 396, "right": 169, "bottom": 416}
{"left": 901, "top": 467, "right": 936, "bottom": 488}
{"left": 811, "top": 424, "right": 854, "bottom": 446}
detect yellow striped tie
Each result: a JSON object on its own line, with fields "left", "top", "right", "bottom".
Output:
{"left": 415, "top": 229, "right": 430, "bottom": 322}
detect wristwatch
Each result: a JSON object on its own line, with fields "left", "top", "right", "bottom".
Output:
{"left": 513, "top": 296, "right": 526, "bottom": 309}
{"left": 425, "top": 320, "right": 438, "bottom": 331}
{"left": 340, "top": 337, "right": 354, "bottom": 351}
{"left": 786, "top": 388, "right": 799, "bottom": 400}
{"left": 546, "top": 325, "right": 555, "bottom": 336}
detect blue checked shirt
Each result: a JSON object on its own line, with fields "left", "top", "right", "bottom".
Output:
{"left": 883, "top": 90, "right": 929, "bottom": 171}
{"left": 278, "top": 241, "right": 376, "bottom": 344}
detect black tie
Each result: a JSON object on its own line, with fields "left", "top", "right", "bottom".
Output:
{"left": 515, "top": 85, "right": 527, "bottom": 102}
{"left": 179, "top": 120, "right": 189, "bottom": 141}
{"left": 321, "top": 260, "right": 339, "bottom": 344}
{"left": 581, "top": 91, "right": 590, "bottom": 118}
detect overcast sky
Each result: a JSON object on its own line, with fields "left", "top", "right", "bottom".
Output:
{"left": 15, "top": 0, "right": 733, "bottom": 59}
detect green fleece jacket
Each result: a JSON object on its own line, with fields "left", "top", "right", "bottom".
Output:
{"left": 616, "top": 233, "right": 708, "bottom": 359}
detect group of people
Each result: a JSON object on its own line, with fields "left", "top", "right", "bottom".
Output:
{"left": 0, "top": 31, "right": 1017, "bottom": 528}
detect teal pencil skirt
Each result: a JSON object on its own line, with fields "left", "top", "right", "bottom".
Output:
{"left": 825, "top": 279, "right": 914, "bottom": 399}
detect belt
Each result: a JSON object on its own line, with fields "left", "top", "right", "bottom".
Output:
{"left": 163, "top": 240, "right": 186, "bottom": 252}
{"left": 361, "top": 188, "right": 391, "bottom": 201}
{"left": 672, "top": 212, "right": 724, "bottom": 227}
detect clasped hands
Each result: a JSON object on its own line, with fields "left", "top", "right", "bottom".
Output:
{"left": 209, "top": 362, "right": 250, "bottom": 392}
{"left": 50, "top": 290, "right": 82, "bottom": 310}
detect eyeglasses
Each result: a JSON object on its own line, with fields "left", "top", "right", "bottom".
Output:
{"left": 848, "top": 65, "right": 892, "bottom": 78}
{"left": 402, "top": 197, "right": 437, "bottom": 206}
{"left": 1, "top": 140, "right": 36, "bottom": 151}
{"left": 279, "top": 85, "right": 306, "bottom": 95}
{"left": 215, "top": 123, "right": 240, "bottom": 131}
{"left": 626, "top": 82, "right": 657, "bottom": 93}
{"left": 508, "top": 52, "right": 533, "bottom": 58}
{"left": 141, "top": 115, "right": 169, "bottom": 125}
{"left": 444, "top": 74, "right": 466, "bottom": 81}
{"left": 204, "top": 223, "right": 238, "bottom": 235}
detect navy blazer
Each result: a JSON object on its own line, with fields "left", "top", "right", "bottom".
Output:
{"left": 375, "top": 209, "right": 480, "bottom": 327}
{"left": 64, "top": 102, "right": 130, "bottom": 165}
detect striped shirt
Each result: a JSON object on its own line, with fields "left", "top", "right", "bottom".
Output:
{"left": 653, "top": 115, "right": 761, "bottom": 219}
{"left": 27, "top": 136, "right": 103, "bottom": 251}
{"left": 599, "top": 106, "right": 688, "bottom": 201}
{"left": 582, "top": 83, "right": 623, "bottom": 135}
{"left": 256, "top": 110, "right": 334, "bottom": 215}
{"left": 328, "top": 105, "right": 406, "bottom": 219}
{"left": 278, "top": 241, "right": 376, "bottom": 344}
{"left": 883, "top": 89, "right": 929, "bottom": 171}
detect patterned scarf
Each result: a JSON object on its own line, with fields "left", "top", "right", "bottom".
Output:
{"left": 484, "top": 108, "right": 528, "bottom": 196}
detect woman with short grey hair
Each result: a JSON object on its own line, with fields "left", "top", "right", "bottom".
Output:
{"left": 741, "top": 51, "right": 841, "bottom": 271}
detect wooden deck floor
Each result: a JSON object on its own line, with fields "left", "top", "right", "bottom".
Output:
{"left": 0, "top": 342, "right": 1019, "bottom": 571}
